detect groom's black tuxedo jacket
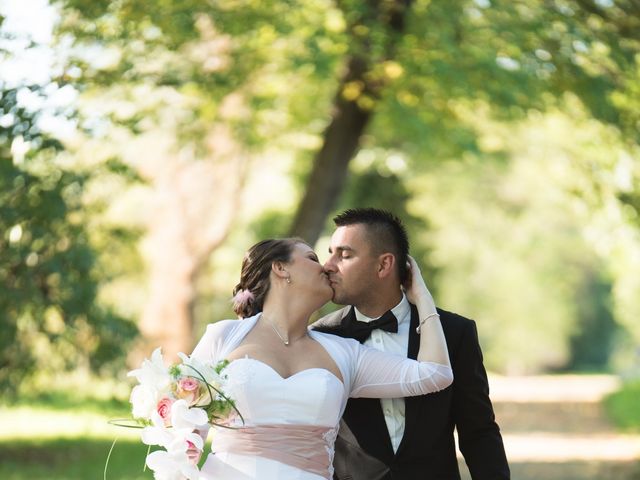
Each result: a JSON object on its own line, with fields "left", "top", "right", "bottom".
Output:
{"left": 314, "top": 305, "right": 510, "bottom": 480}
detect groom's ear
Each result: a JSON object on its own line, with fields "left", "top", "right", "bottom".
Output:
{"left": 377, "top": 253, "right": 396, "bottom": 279}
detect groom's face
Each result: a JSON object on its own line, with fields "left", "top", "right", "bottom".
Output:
{"left": 324, "top": 224, "right": 380, "bottom": 307}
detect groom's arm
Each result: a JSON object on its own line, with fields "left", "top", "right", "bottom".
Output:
{"left": 453, "top": 320, "right": 510, "bottom": 480}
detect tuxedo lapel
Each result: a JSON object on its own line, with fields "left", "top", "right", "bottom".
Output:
{"left": 395, "top": 304, "right": 420, "bottom": 457}
{"left": 407, "top": 304, "right": 420, "bottom": 361}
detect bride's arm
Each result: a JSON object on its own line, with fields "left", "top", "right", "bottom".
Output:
{"left": 348, "top": 256, "right": 452, "bottom": 398}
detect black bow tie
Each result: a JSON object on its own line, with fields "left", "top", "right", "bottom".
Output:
{"left": 345, "top": 310, "right": 398, "bottom": 344}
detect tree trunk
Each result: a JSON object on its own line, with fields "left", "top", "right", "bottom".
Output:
{"left": 288, "top": 0, "right": 413, "bottom": 244}
{"left": 288, "top": 56, "right": 373, "bottom": 243}
{"left": 136, "top": 124, "right": 247, "bottom": 362}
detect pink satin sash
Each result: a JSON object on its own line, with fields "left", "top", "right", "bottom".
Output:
{"left": 212, "top": 424, "right": 336, "bottom": 478}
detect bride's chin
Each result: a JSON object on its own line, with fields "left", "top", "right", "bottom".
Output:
{"left": 310, "top": 288, "right": 333, "bottom": 309}
{"left": 323, "top": 285, "right": 334, "bottom": 301}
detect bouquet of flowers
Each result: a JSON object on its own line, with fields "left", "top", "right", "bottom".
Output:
{"left": 113, "top": 348, "right": 241, "bottom": 480}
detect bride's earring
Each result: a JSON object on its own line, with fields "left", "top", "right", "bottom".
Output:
{"left": 286, "top": 276, "right": 291, "bottom": 284}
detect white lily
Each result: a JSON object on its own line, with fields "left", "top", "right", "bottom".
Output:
{"left": 171, "top": 399, "right": 209, "bottom": 430}
{"left": 141, "top": 411, "right": 175, "bottom": 448}
{"left": 141, "top": 410, "right": 205, "bottom": 452}
{"left": 145, "top": 436, "right": 201, "bottom": 480}
{"left": 177, "top": 352, "right": 224, "bottom": 386}
{"left": 128, "top": 348, "right": 171, "bottom": 392}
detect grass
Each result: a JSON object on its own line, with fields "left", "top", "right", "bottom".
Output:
{"left": 604, "top": 380, "right": 640, "bottom": 432}
{"left": 0, "top": 375, "right": 150, "bottom": 479}
{"left": 0, "top": 375, "right": 217, "bottom": 480}
{"left": 6, "top": 374, "right": 132, "bottom": 418}
{"left": 3, "top": 373, "right": 639, "bottom": 479}
{"left": 12, "top": 390, "right": 131, "bottom": 417}
{"left": 0, "top": 438, "right": 152, "bottom": 480}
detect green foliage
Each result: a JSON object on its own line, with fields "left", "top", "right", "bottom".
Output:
{"left": 333, "top": 163, "right": 440, "bottom": 291}
{"left": 53, "top": 0, "right": 640, "bottom": 191}
{"left": 49, "top": 0, "right": 640, "bottom": 375}
{"left": 604, "top": 380, "right": 640, "bottom": 432}
{"left": 55, "top": 0, "right": 640, "bottom": 264}
{"left": 408, "top": 107, "right": 637, "bottom": 373}
{"left": 250, "top": 209, "right": 292, "bottom": 239}
{"left": 56, "top": 0, "right": 343, "bottom": 154}
{"left": 369, "top": 0, "right": 640, "bottom": 157}
{"left": 0, "top": 82, "right": 137, "bottom": 396}
{"left": 566, "top": 271, "right": 619, "bottom": 371}
{"left": 338, "top": 168, "right": 414, "bottom": 216}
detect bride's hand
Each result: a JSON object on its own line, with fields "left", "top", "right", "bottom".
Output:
{"left": 403, "top": 255, "right": 436, "bottom": 313}
{"left": 186, "top": 442, "right": 202, "bottom": 465}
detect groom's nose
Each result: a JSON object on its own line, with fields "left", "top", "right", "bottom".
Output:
{"left": 323, "top": 257, "right": 336, "bottom": 272}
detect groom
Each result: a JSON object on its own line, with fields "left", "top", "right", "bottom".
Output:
{"left": 314, "top": 208, "right": 510, "bottom": 480}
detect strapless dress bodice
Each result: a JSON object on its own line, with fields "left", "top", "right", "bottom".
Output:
{"left": 201, "top": 358, "right": 345, "bottom": 480}
{"left": 221, "top": 358, "right": 344, "bottom": 427}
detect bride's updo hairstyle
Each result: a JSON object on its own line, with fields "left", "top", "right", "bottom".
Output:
{"left": 232, "top": 238, "right": 306, "bottom": 318}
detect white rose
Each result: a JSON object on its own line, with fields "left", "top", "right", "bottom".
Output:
{"left": 130, "top": 384, "right": 157, "bottom": 419}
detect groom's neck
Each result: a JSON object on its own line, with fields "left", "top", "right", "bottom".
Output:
{"left": 355, "top": 287, "right": 403, "bottom": 318}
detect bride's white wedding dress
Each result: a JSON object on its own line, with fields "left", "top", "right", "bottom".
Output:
{"left": 191, "top": 313, "right": 452, "bottom": 480}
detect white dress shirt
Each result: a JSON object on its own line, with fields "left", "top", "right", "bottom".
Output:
{"left": 354, "top": 294, "right": 411, "bottom": 453}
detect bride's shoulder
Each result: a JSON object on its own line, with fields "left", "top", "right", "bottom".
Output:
{"left": 203, "top": 312, "right": 261, "bottom": 338}
{"left": 310, "top": 329, "right": 361, "bottom": 351}
{"left": 203, "top": 318, "right": 241, "bottom": 337}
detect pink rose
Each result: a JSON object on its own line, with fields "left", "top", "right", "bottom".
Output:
{"left": 156, "top": 397, "right": 174, "bottom": 426}
{"left": 176, "top": 377, "right": 200, "bottom": 403}
{"left": 179, "top": 377, "right": 199, "bottom": 392}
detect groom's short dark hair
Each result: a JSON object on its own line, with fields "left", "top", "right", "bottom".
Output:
{"left": 333, "top": 208, "right": 410, "bottom": 283}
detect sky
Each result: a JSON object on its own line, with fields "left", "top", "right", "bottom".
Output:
{"left": 1, "top": 0, "right": 77, "bottom": 139}
{"left": 1, "top": 0, "right": 56, "bottom": 87}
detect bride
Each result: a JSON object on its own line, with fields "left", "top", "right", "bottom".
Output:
{"left": 190, "top": 238, "right": 452, "bottom": 480}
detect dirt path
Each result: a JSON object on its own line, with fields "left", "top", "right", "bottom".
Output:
{"left": 458, "top": 375, "right": 640, "bottom": 480}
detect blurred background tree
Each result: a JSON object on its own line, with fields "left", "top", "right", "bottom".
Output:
{"left": 290, "top": 0, "right": 640, "bottom": 240}
{"left": 411, "top": 104, "right": 639, "bottom": 372}
{"left": 1, "top": 0, "right": 638, "bottom": 387}
{"left": 0, "top": 79, "right": 137, "bottom": 396}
